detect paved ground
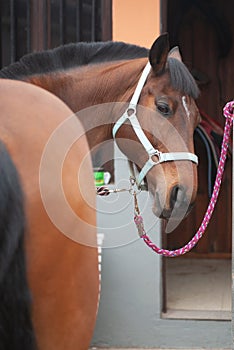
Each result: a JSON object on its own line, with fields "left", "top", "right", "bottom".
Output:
{"left": 90, "top": 347, "right": 232, "bottom": 350}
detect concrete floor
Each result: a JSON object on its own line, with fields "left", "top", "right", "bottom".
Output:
{"left": 91, "top": 348, "right": 231, "bottom": 350}
{"left": 164, "top": 258, "right": 231, "bottom": 320}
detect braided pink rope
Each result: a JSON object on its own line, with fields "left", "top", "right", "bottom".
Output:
{"left": 135, "top": 101, "right": 234, "bottom": 257}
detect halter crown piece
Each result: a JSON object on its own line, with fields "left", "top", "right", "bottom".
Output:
{"left": 112, "top": 61, "right": 198, "bottom": 187}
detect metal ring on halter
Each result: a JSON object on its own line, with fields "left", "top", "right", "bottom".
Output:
{"left": 127, "top": 105, "right": 137, "bottom": 117}
{"left": 150, "top": 150, "right": 162, "bottom": 164}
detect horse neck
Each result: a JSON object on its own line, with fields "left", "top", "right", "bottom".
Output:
{"left": 27, "top": 58, "right": 147, "bottom": 148}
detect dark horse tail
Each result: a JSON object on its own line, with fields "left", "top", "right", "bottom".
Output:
{"left": 0, "top": 141, "right": 37, "bottom": 350}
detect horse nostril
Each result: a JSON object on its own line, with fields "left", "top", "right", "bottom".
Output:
{"left": 170, "top": 185, "right": 185, "bottom": 208}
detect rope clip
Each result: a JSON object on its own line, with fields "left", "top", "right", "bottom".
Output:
{"left": 129, "top": 176, "right": 141, "bottom": 197}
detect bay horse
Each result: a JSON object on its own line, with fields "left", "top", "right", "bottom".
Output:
{"left": 0, "top": 79, "right": 99, "bottom": 350}
{"left": 0, "top": 33, "right": 200, "bottom": 221}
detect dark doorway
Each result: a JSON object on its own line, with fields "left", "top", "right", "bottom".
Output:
{"left": 161, "top": 0, "right": 232, "bottom": 320}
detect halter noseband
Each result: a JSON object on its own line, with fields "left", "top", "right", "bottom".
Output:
{"left": 112, "top": 61, "right": 198, "bottom": 187}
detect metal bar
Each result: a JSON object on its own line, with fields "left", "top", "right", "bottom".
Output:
{"left": 91, "top": 0, "right": 96, "bottom": 41}
{"left": 26, "top": 0, "right": 31, "bottom": 52}
{"left": 46, "top": 0, "right": 51, "bottom": 49}
{"left": 10, "top": 0, "right": 16, "bottom": 62}
{"left": 41, "top": 0, "right": 48, "bottom": 49}
{"left": 59, "top": 0, "right": 66, "bottom": 44}
{"left": 30, "top": 0, "right": 45, "bottom": 51}
{"left": 75, "top": 0, "right": 81, "bottom": 42}
{"left": 30, "top": 0, "right": 37, "bottom": 51}
{"left": 38, "top": 0, "right": 45, "bottom": 50}
{"left": 100, "top": 0, "right": 112, "bottom": 41}
{"left": 0, "top": 1, "right": 2, "bottom": 67}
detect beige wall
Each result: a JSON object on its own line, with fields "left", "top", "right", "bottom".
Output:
{"left": 112, "top": 0, "right": 160, "bottom": 48}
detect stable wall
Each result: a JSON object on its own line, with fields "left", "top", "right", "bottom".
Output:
{"left": 112, "top": 0, "right": 160, "bottom": 48}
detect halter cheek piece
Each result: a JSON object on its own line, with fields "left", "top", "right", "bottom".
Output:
{"left": 112, "top": 61, "right": 198, "bottom": 187}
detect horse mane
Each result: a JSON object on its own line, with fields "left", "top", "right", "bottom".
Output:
{"left": 0, "top": 41, "right": 199, "bottom": 99}
{"left": 0, "top": 41, "right": 148, "bottom": 79}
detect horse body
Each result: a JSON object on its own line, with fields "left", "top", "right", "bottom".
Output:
{"left": 0, "top": 80, "right": 99, "bottom": 350}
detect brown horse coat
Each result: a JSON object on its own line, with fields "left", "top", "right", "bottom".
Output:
{"left": 0, "top": 79, "right": 99, "bottom": 350}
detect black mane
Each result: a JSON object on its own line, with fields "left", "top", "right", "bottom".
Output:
{"left": 0, "top": 41, "right": 148, "bottom": 80}
{"left": 0, "top": 41, "right": 199, "bottom": 99}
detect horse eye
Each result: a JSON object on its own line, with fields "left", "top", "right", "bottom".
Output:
{"left": 156, "top": 102, "right": 171, "bottom": 116}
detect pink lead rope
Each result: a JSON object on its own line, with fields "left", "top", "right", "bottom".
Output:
{"left": 134, "top": 101, "right": 234, "bottom": 257}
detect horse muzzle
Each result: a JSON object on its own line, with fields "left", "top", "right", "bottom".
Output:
{"left": 152, "top": 184, "right": 196, "bottom": 220}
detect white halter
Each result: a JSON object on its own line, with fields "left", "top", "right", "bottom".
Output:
{"left": 112, "top": 62, "right": 198, "bottom": 187}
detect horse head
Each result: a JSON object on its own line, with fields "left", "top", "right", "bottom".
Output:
{"left": 114, "top": 34, "right": 200, "bottom": 221}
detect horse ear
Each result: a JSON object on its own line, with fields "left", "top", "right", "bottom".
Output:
{"left": 149, "top": 33, "right": 169, "bottom": 75}
{"left": 168, "top": 46, "right": 182, "bottom": 62}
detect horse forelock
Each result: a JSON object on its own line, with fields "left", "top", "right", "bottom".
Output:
{"left": 167, "top": 57, "right": 199, "bottom": 99}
